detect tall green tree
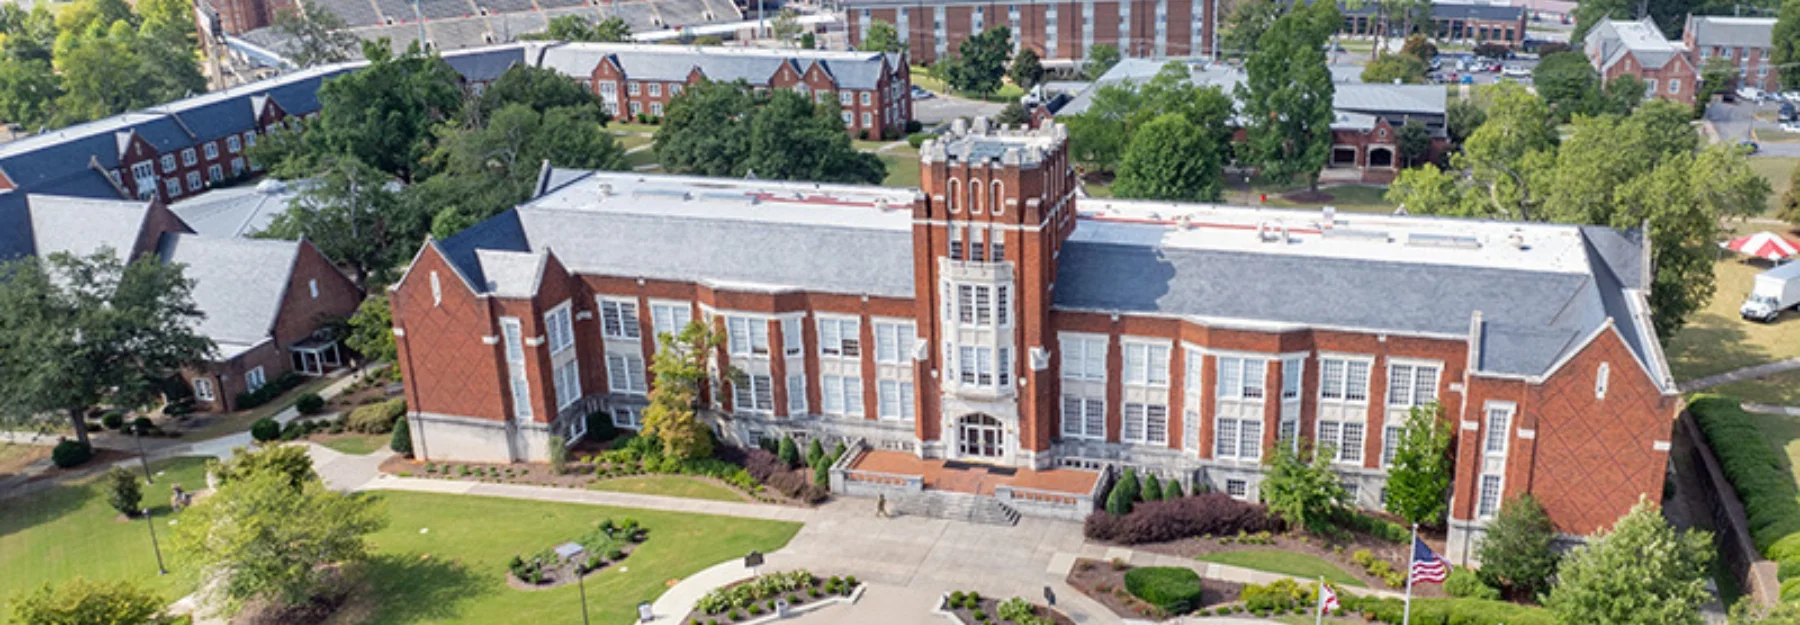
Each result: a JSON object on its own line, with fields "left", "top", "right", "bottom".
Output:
{"left": 169, "top": 470, "right": 386, "bottom": 611}
{"left": 1445, "top": 98, "right": 1486, "bottom": 146}
{"left": 346, "top": 294, "right": 396, "bottom": 363}
{"left": 655, "top": 80, "right": 755, "bottom": 177}
{"left": 271, "top": 0, "right": 358, "bottom": 68}
{"left": 994, "top": 101, "right": 1031, "bottom": 126}
{"left": 1260, "top": 441, "right": 1348, "bottom": 535}
{"left": 1362, "top": 51, "right": 1429, "bottom": 84}
{"left": 1220, "top": 0, "right": 1282, "bottom": 57}
{"left": 1776, "top": 0, "right": 1799, "bottom": 90}
{"left": 1453, "top": 83, "right": 1558, "bottom": 219}
{"left": 1545, "top": 498, "right": 1713, "bottom": 625}
{"left": 471, "top": 64, "right": 606, "bottom": 124}
{"left": 858, "top": 19, "right": 904, "bottom": 53}
{"left": 744, "top": 92, "right": 885, "bottom": 184}
{"left": 1777, "top": 161, "right": 1800, "bottom": 226}
{"left": 1598, "top": 74, "right": 1648, "bottom": 116}
{"left": 950, "top": 26, "right": 1012, "bottom": 96}
{"left": 640, "top": 319, "right": 730, "bottom": 460}
{"left": 0, "top": 251, "right": 212, "bottom": 447}
{"left": 1476, "top": 494, "right": 1561, "bottom": 600}
{"left": 1533, "top": 51, "right": 1601, "bottom": 122}
{"left": 1238, "top": 0, "right": 1339, "bottom": 193}
{"left": 0, "top": 57, "right": 61, "bottom": 129}
{"left": 259, "top": 156, "right": 407, "bottom": 288}
{"left": 525, "top": 15, "right": 632, "bottom": 42}
{"left": 1113, "top": 113, "right": 1226, "bottom": 202}
{"left": 1083, "top": 43, "right": 1121, "bottom": 80}
{"left": 1009, "top": 47, "right": 1044, "bottom": 90}
{"left": 309, "top": 41, "right": 463, "bottom": 182}
{"left": 1382, "top": 402, "right": 1452, "bottom": 526}
{"left": 11, "top": 578, "right": 172, "bottom": 625}
{"left": 1386, "top": 163, "right": 1484, "bottom": 216}
{"left": 1395, "top": 120, "right": 1432, "bottom": 167}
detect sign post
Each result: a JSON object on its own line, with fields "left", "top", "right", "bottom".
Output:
{"left": 744, "top": 550, "right": 765, "bottom": 579}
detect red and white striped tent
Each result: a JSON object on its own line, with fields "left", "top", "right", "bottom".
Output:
{"left": 1722, "top": 232, "right": 1800, "bottom": 261}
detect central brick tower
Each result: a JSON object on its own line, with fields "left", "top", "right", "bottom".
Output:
{"left": 911, "top": 118, "right": 1077, "bottom": 468}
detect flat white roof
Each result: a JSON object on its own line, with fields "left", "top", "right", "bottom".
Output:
{"left": 525, "top": 171, "right": 919, "bottom": 232}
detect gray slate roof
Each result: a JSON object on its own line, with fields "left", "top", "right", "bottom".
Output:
{"left": 1684, "top": 16, "right": 1775, "bottom": 49}
{"left": 156, "top": 233, "right": 301, "bottom": 348}
{"left": 169, "top": 179, "right": 309, "bottom": 238}
{"left": 26, "top": 195, "right": 158, "bottom": 262}
{"left": 539, "top": 43, "right": 896, "bottom": 90}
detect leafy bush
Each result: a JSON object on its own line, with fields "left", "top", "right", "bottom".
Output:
{"left": 1106, "top": 468, "right": 1140, "bottom": 516}
{"left": 250, "top": 417, "right": 281, "bottom": 442}
{"left": 390, "top": 417, "right": 412, "bottom": 456}
{"left": 1444, "top": 569, "right": 1500, "bottom": 600}
{"left": 806, "top": 439, "right": 825, "bottom": 468}
{"left": 1123, "top": 567, "right": 1203, "bottom": 614}
{"left": 1084, "top": 492, "right": 1279, "bottom": 544}
{"left": 1143, "top": 473, "right": 1163, "bottom": 502}
{"left": 1339, "top": 510, "right": 1410, "bottom": 543}
{"left": 295, "top": 393, "right": 325, "bottom": 415}
{"left": 1340, "top": 595, "right": 1553, "bottom": 625}
{"left": 131, "top": 417, "right": 153, "bottom": 435}
{"left": 235, "top": 372, "right": 304, "bottom": 410}
{"left": 105, "top": 467, "right": 143, "bottom": 515}
{"left": 101, "top": 412, "right": 125, "bottom": 430}
{"left": 348, "top": 398, "right": 407, "bottom": 434}
{"left": 907, "top": 132, "right": 934, "bottom": 148}
{"left": 1163, "top": 479, "right": 1185, "bottom": 500}
{"left": 1691, "top": 395, "right": 1800, "bottom": 560}
{"left": 1241, "top": 578, "right": 1316, "bottom": 613}
{"left": 778, "top": 436, "right": 801, "bottom": 468}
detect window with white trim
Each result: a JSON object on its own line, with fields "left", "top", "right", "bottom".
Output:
{"left": 782, "top": 317, "right": 804, "bottom": 356}
{"left": 501, "top": 318, "right": 525, "bottom": 363}
{"left": 649, "top": 82, "right": 661, "bottom": 97}
{"left": 726, "top": 316, "right": 770, "bottom": 357}
{"left": 1382, "top": 424, "right": 1402, "bottom": 467}
{"left": 1185, "top": 349, "right": 1203, "bottom": 393}
{"left": 1278, "top": 419, "right": 1298, "bottom": 450}
{"left": 160, "top": 154, "right": 176, "bottom": 172}
{"left": 1281, "top": 358, "right": 1302, "bottom": 400}
{"left": 545, "top": 303, "right": 574, "bottom": 355}
{"left": 732, "top": 374, "right": 775, "bottom": 413}
{"left": 650, "top": 302, "right": 691, "bottom": 344}
{"left": 821, "top": 375, "right": 863, "bottom": 416}
{"left": 1216, "top": 356, "right": 1266, "bottom": 400}
{"left": 164, "top": 178, "right": 181, "bottom": 198}
{"left": 878, "top": 380, "right": 915, "bottom": 420}
{"left": 1318, "top": 420, "right": 1363, "bottom": 463}
{"left": 957, "top": 345, "right": 997, "bottom": 386}
{"left": 1485, "top": 404, "right": 1511, "bottom": 454}
{"left": 875, "top": 321, "right": 913, "bottom": 364}
{"left": 1387, "top": 363, "right": 1440, "bottom": 407}
{"left": 1061, "top": 335, "right": 1107, "bottom": 381}
{"left": 954, "top": 283, "right": 1005, "bottom": 326}
{"left": 182, "top": 148, "right": 197, "bottom": 166}
{"left": 607, "top": 353, "right": 647, "bottom": 394}
{"left": 1477, "top": 474, "right": 1502, "bottom": 518}
{"left": 227, "top": 135, "right": 241, "bottom": 153}
{"left": 204, "top": 143, "right": 219, "bottom": 159}
{"left": 1061, "top": 394, "right": 1105, "bottom": 439}
{"left": 1123, "top": 342, "right": 1170, "bottom": 386}
{"left": 554, "top": 360, "right": 581, "bottom": 409}
{"left": 245, "top": 368, "right": 266, "bottom": 392}
{"left": 193, "top": 378, "right": 215, "bottom": 401}
{"left": 186, "top": 171, "right": 201, "bottom": 191}
{"left": 600, "top": 298, "right": 641, "bottom": 340}
{"left": 207, "top": 164, "right": 223, "bottom": 182}
{"left": 612, "top": 405, "right": 643, "bottom": 428}
{"left": 787, "top": 374, "right": 808, "bottom": 414}
{"left": 1319, "top": 357, "right": 1370, "bottom": 402}
{"left": 818, "top": 317, "right": 861, "bottom": 357}
{"left": 1123, "top": 403, "right": 1168, "bottom": 445}
{"left": 1226, "top": 479, "right": 1248, "bottom": 500}
{"left": 1215, "top": 417, "right": 1263, "bottom": 460}
{"left": 1595, "top": 363, "right": 1610, "bottom": 399}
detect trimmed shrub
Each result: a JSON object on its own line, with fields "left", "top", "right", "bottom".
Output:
{"left": 348, "top": 398, "right": 407, "bottom": 434}
{"left": 1085, "top": 492, "right": 1280, "bottom": 544}
{"left": 1163, "top": 479, "right": 1185, "bottom": 500}
{"left": 1691, "top": 395, "right": 1800, "bottom": 557}
{"left": 1123, "top": 567, "right": 1203, "bottom": 614}
{"left": 390, "top": 417, "right": 413, "bottom": 456}
{"left": 250, "top": 417, "right": 281, "bottom": 442}
{"left": 1444, "top": 569, "right": 1500, "bottom": 600}
{"left": 1339, "top": 595, "right": 1552, "bottom": 625}
{"left": 806, "top": 439, "right": 825, "bottom": 468}
{"left": 778, "top": 436, "right": 801, "bottom": 468}
{"left": 105, "top": 467, "right": 142, "bottom": 515}
{"left": 907, "top": 132, "right": 934, "bottom": 148}
{"left": 295, "top": 393, "right": 325, "bottom": 415}
{"left": 100, "top": 411, "right": 125, "bottom": 430}
{"left": 1143, "top": 473, "right": 1163, "bottom": 502}
{"left": 51, "top": 439, "right": 92, "bottom": 468}
{"left": 131, "top": 417, "right": 153, "bottom": 435}
{"left": 813, "top": 458, "right": 831, "bottom": 488}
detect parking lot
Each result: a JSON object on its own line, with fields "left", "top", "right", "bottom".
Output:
{"left": 1709, "top": 98, "right": 1800, "bottom": 157}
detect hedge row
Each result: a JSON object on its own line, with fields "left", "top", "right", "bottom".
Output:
{"left": 1689, "top": 395, "right": 1800, "bottom": 573}
{"left": 1339, "top": 595, "right": 1553, "bottom": 625}
{"left": 1084, "top": 492, "right": 1280, "bottom": 544}
{"left": 1123, "top": 567, "right": 1204, "bottom": 614}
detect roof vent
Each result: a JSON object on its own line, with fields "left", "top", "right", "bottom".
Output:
{"left": 874, "top": 198, "right": 890, "bottom": 211}
{"left": 1322, "top": 228, "right": 1391, "bottom": 242}
{"left": 1258, "top": 221, "right": 1288, "bottom": 243}
{"left": 1508, "top": 232, "right": 1526, "bottom": 249}
{"left": 597, "top": 183, "right": 614, "bottom": 196}
{"left": 1177, "top": 214, "right": 1194, "bottom": 230}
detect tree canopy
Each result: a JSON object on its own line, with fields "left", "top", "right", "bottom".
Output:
{"left": 949, "top": 26, "right": 1012, "bottom": 96}
{"left": 858, "top": 19, "right": 904, "bottom": 53}
{"left": 656, "top": 81, "right": 883, "bottom": 184}
{"left": 0, "top": 0, "right": 208, "bottom": 129}
{"left": 1220, "top": 0, "right": 1282, "bottom": 57}
{"left": 1063, "top": 61, "right": 1234, "bottom": 177}
{"left": 1545, "top": 498, "right": 1713, "bottom": 625}
{"left": 271, "top": 0, "right": 358, "bottom": 68}
{"left": 1083, "top": 43, "right": 1121, "bottom": 79}
{"left": 1476, "top": 494, "right": 1561, "bottom": 599}
{"left": 1382, "top": 402, "right": 1452, "bottom": 526}
{"left": 1362, "top": 52, "right": 1429, "bottom": 84}
{"left": 1113, "top": 113, "right": 1227, "bottom": 203}
{"left": 1777, "top": 0, "right": 1799, "bottom": 90}
{"left": 525, "top": 15, "right": 633, "bottom": 42}
{"left": 0, "top": 250, "right": 212, "bottom": 447}
{"left": 1009, "top": 47, "right": 1044, "bottom": 90}
{"left": 1238, "top": 0, "right": 1339, "bottom": 192}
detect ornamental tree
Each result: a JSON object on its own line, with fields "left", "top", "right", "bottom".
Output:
{"left": 1383, "top": 402, "right": 1452, "bottom": 526}
{"left": 1545, "top": 497, "right": 1713, "bottom": 625}
{"left": 640, "top": 319, "right": 732, "bottom": 460}
{"left": 1260, "top": 441, "right": 1348, "bottom": 535}
{"left": 1113, "top": 113, "right": 1226, "bottom": 203}
{"left": 1475, "top": 493, "right": 1561, "bottom": 599}
{"left": 105, "top": 467, "right": 142, "bottom": 516}
{"left": 1009, "top": 47, "right": 1044, "bottom": 89}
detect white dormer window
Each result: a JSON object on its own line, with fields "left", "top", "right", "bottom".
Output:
{"left": 1595, "top": 362, "right": 1610, "bottom": 399}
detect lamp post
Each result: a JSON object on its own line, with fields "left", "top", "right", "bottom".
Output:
{"left": 142, "top": 507, "right": 167, "bottom": 575}
{"left": 132, "top": 421, "right": 153, "bottom": 484}
{"left": 555, "top": 542, "right": 591, "bottom": 625}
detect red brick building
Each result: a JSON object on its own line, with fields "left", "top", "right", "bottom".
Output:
{"left": 1682, "top": 16, "right": 1782, "bottom": 94}
{"left": 1582, "top": 18, "right": 1701, "bottom": 104}
{"left": 389, "top": 118, "right": 1678, "bottom": 562}
{"left": 13, "top": 195, "right": 362, "bottom": 412}
{"left": 843, "top": 0, "right": 1216, "bottom": 66}
{"left": 537, "top": 43, "right": 914, "bottom": 139}
{"left": 1340, "top": 2, "right": 1529, "bottom": 48}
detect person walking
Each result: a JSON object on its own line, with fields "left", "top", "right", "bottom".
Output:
{"left": 876, "top": 493, "right": 888, "bottom": 518}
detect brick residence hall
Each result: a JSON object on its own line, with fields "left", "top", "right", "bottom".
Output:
{"left": 389, "top": 119, "right": 1679, "bottom": 562}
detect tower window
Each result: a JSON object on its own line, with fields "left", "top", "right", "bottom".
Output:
{"left": 948, "top": 178, "right": 961, "bottom": 212}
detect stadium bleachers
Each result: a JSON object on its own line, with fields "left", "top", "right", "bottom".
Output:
{"left": 312, "top": 0, "right": 385, "bottom": 26}
{"left": 473, "top": 0, "right": 535, "bottom": 16}
{"left": 425, "top": 17, "right": 497, "bottom": 47}
{"left": 418, "top": 0, "right": 481, "bottom": 19}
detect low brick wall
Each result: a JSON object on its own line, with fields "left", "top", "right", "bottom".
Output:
{"left": 1682, "top": 411, "right": 1781, "bottom": 606}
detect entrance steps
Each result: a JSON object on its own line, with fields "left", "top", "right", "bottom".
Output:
{"left": 891, "top": 489, "right": 1021, "bottom": 526}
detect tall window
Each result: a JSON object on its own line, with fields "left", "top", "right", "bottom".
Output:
{"left": 782, "top": 317, "right": 804, "bottom": 356}
{"left": 1387, "top": 363, "right": 1440, "bottom": 407}
{"left": 1060, "top": 335, "right": 1107, "bottom": 381}
{"left": 818, "top": 317, "right": 861, "bottom": 357}
{"left": 1477, "top": 475, "right": 1502, "bottom": 518}
{"left": 502, "top": 317, "right": 532, "bottom": 418}
{"left": 1281, "top": 358, "right": 1302, "bottom": 400}
{"left": 1485, "top": 404, "right": 1512, "bottom": 454}
{"left": 990, "top": 181, "right": 1003, "bottom": 215}
{"left": 1318, "top": 421, "right": 1363, "bottom": 463}
{"left": 948, "top": 179, "right": 961, "bottom": 211}
{"left": 1123, "top": 403, "right": 1169, "bottom": 445}
{"left": 821, "top": 375, "right": 863, "bottom": 416}
{"left": 545, "top": 303, "right": 574, "bottom": 355}
{"left": 787, "top": 374, "right": 808, "bottom": 414}
{"left": 1595, "top": 362, "right": 1610, "bottom": 399}
{"left": 970, "top": 177, "right": 983, "bottom": 213}
{"left": 1319, "top": 357, "right": 1371, "bottom": 402}
{"left": 600, "top": 299, "right": 640, "bottom": 340}
{"left": 726, "top": 317, "right": 770, "bottom": 357}
{"left": 732, "top": 374, "right": 775, "bottom": 413}
{"left": 1061, "top": 395, "right": 1105, "bottom": 439}
{"left": 1216, "top": 417, "right": 1263, "bottom": 460}
{"left": 875, "top": 321, "right": 914, "bottom": 364}
{"left": 650, "top": 302, "right": 692, "bottom": 344}
{"left": 553, "top": 360, "right": 581, "bottom": 409}
{"left": 1216, "top": 356, "right": 1266, "bottom": 400}
{"left": 1123, "top": 342, "right": 1170, "bottom": 385}
{"left": 878, "top": 380, "right": 915, "bottom": 420}
{"left": 607, "top": 353, "right": 647, "bottom": 394}
{"left": 1382, "top": 425, "right": 1402, "bottom": 467}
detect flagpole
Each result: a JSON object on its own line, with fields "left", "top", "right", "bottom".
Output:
{"left": 1402, "top": 523, "right": 1417, "bottom": 625}
{"left": 1315, "top": 576, "right": 1326, "bottom": 625}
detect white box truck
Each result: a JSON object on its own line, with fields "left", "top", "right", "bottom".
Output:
{"left": 1740, "top": 262, "right": 1800, "bottom": 322}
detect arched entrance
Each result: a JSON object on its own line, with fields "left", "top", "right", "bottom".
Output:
{"left": 956, "top": 414, "right": 1004, "bottom": 459}
{"left": 1368, "top": 147, "right": 1395, "bottom": 168}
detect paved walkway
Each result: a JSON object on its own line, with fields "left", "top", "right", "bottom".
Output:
{"left": 1745, "top": 403, "right": 1800, "bottom": 416}
{"left": 1678, "top": 358, "right": 1800, "bottom": 393}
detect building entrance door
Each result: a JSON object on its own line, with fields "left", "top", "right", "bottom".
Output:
{"left": 956, "top": 414, "right": 1004, "bottom": 459}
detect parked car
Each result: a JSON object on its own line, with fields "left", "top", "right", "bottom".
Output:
{"left": 1502, "top": 64, "right": 1530, "bottom": 78}
{"left": 1779, "top": 102, "right": 1797, "bottom": 122}
{"left": 1784, "top": 122, "right": 1800, "bottom": 134}
{"left": 910, "top": 86, "right": 934, "bottom": 100}
{"left": 1738, "top": 86, "right": 1766, "bottom": 103}
{"left": 1741, "top": 262, "right": 1800, "bottom": 323}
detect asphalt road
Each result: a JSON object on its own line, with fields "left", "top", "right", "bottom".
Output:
{"left": 1708, "top": 99, "right": 1800, "bottom": 157}
{"left": 912, "top": 93, "right": 1006, "bottom": 126}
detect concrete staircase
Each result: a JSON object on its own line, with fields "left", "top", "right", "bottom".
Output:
{"left": 891, "top": 490, "right": 1021, "bottom": 526}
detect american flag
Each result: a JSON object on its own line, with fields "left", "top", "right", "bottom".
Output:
{"left": 1319, "top": 583, "right": 1340, "bottom": 614}
{"left": 1409, "top": 536, "right": 1451, "bottom": 584}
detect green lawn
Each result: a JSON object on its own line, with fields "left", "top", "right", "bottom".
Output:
{"left": 1, "top": 456, "right": 213, "bottom": 621}
{"left": 908, "top": 67, "right": 1026, "bottom": 102}
{"left": 606, "top": 122, "right": 663, "bottom": 135}
{"left": 176, "top": 376, "right": 337, "bottom": 442}
{"left": 351, "top": 491, "right": 800, "bottom": 624}
{"left": 1257, "top": 184, "right": 1395, "bottom": 214}
{"left": 1664, "top": 256, "right": 1800, "bottom": 382}
{"left": 611, "top": 132, "right": 654, "bottom": 152}
{"left": 589, "top": 475, "right": 746, "bottom": 502}
{"left": 625, "top": 148, "right": 661, "bottom": 170}
{"left": 880, "top": 152, "right": 922, "bottom": 189}
{"left": 1194, "top": 550, "right": 1366, "bottom": 588}
{"left": 1748, "top": 157, "right": 1797, "bottom": 215}
{"left": 317, "top": 433, "right": 389, "bottom": 456}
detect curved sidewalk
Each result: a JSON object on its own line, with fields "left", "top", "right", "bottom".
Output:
{"left": 1678, "top": 358, "right": 1800, "bottom": 393}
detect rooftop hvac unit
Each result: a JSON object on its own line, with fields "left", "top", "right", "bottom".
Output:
{"left": 1406, "top": 233, "right": 1481, "bottom": 249}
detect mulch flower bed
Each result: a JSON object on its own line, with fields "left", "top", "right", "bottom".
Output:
{"left": 1128, "top": 531, "right": 1446, "bottom": 597}
{"left": 505, "top": 518, "right": 645, "bottom": 590}
{"left": 681, "top": 570, "right": 860, "bottom": 624}
{"left": 378, "top": 448, "right": 818, "bottom": 507}
{"left": 1065, "top": 558, "right": 1241, "bottom": 622}
{"left": 941, "top": 591, "right": 1075, "bottom": 625}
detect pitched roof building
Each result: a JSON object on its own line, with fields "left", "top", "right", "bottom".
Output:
{"left": 1582, "top": 18, "right": 1701, "bottom": 103}
{"left": 389, "top": 117, "right": 1677, "bottom": 563}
